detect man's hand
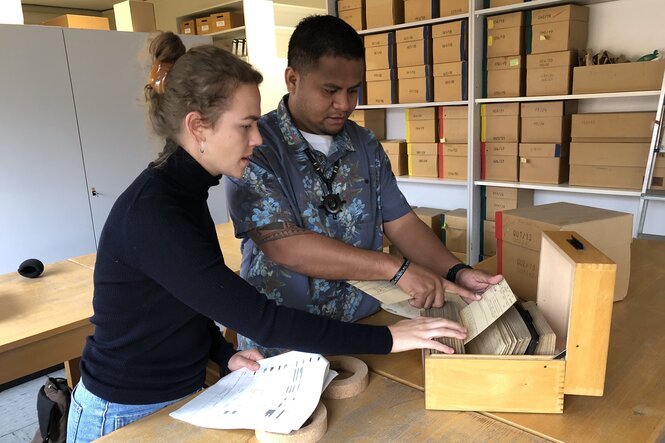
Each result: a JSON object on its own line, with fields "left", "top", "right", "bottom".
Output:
{"left": 228, "top": 349, "right": 263, "bottom": 372}
{"left": 396, "top": 262, "right": 481, "bottom": 309}
{"left": 456, "top": 269, "right": 503, "bottom": 294}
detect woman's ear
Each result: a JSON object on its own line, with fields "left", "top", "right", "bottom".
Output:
{"left": 184, "top": 111, "right": 207, "bottom": 146}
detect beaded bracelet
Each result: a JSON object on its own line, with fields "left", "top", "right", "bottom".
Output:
{"left": 390, "top": 258, "right": 410, "bottom": 285}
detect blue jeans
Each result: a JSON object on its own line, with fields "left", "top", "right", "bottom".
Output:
{"left": 66, "top": 379, "right": 190, "bottom": 442}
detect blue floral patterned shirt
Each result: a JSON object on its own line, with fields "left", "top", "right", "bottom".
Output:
{"left": 225, "top": 96, "right": 411, "bottom": 355}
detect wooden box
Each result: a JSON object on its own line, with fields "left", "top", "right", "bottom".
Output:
{"left": 424, "top": 230, "right": 615, "bottom": 413}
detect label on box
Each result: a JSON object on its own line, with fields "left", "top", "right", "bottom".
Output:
{"left": 487, "top": 56, "right": 522, "bottom": 71}
{"left": 483, "top": 142, "right": 518, "bottom": 156}
{"left": 487, "top": 11, "right": 524, "bottom": 29}
{"left": 480, "top": 103, "right": 520, "bottom": 116}
{"left": 184, "top": 28, "right": 191, "bottom": 34}
{"left": 215, "top": 20, "right": 225, "bottom": 27}
{"left": 439, "top": 143, "right": 466, "bottom": 156}
{"left": 526, "top": 51, "right": 576, "bottom": 69}
{"left": 407, "top": 107, "right": 436, "bottom": 120}
{"left": 521, "top": 101, "right": 564, "bottom": 117}
{"left": 201, "top": 25, "right": 209, "bottom": 31}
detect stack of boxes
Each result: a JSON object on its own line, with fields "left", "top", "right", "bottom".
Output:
{"left": 519, "top": 101, "right": 571, "bottom": 184}
{"left": 364, "top": 32, "right": 397, "bottom": 105}
{"left": 485, "top": 12, "right": 524, "bottom": 98}
{"left": 182, "top": 11, "right": 244, "bottom": 35}
{"left": 404, "top": 0, "right": 438, "bottom": 22}
{"left": 338, "top": 0, "right": 365, "bottom": 31}
{"left": 413, "top": 207, "right": 447, "bottom": 243}
{"left": 480, "top": 103, "right": 520, "bottom": 181}
{"left": 407, "top": 107, "right": 438, "bottom": 178}
{"left": 443, "top": 208, "right": 467, "bottom": 262}
{"left": 382, "top": 140, "right": 408, "bottom": 176}
{"left": 348, "top": 109, "right": 386, "bottom": 140}
{"left": 439, "top": 106, "right": 468, "bottom": 179}
{"left": 396, "top": 27, "right": 433, "bottom": 103}
{"left": 569, "top": 111, "right": 663, "bottom": 190}
{"left": 432, "top": 20, "right": 468, "bottom": 102}
{"left": 482, "top": 186, "right": 533, "bottom": 258}
{"left": 526, "top": 4, "right": 588, "bottom": 96}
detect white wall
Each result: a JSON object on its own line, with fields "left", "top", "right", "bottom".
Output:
{"left": 0, "top": 0, "right": 23, "bottom": 24}
{"left": 388, "top": 0, "right": 665, "bottom": 235}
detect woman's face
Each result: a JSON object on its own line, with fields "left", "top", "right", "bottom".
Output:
{"left": 199, "top": 83, "right": 262, "bottom": 178}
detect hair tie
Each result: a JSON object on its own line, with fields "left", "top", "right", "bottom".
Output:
{"left": 148, "top": 61, "right": 173, "bottom": 94}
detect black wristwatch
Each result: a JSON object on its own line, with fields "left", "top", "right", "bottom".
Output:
{"left": 446, "top": 263, "right": 473, "bottom": 283}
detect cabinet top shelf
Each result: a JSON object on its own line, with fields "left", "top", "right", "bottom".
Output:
{"left": 357, "top": 100, "right": 468, "bottom": 110}
{"left": 357, "top": 13, "right": 469, "bottom": 35}
{"left": 475, "top": 0, "right": 618, "bottom": 16}
{"left": 476, "top": 90, "right": 661, "bottom": 103}
{"left": 475, "top": 180, "right": 642, "bottom": 197}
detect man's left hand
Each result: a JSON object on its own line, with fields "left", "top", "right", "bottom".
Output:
{"left": 455, "top": 269, "right": 503, "bottom": 294}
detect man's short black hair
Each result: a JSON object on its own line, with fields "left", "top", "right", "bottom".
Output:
{"left": 288, "top": 15, "right": 364, "bottom": 73}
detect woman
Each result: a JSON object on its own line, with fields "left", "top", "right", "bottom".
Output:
{"left": 66, "top": 32, "right": 466, "bottom": 442}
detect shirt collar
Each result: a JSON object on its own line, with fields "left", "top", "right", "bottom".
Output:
{"left": 153, "top": 140, "right": 221, "bottom": 195}
{"left": 276, "top": 95, "right": 356, "bottom": 158}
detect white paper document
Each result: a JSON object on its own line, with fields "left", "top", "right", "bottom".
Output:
{"left": 381, "top": 300, "right": 421, "bottom": 318}
{"left": 461, "top": 279, "right": 517, "bottom": 344}
{"left": 170, "top": 351, "right": 337, "bottom": 434}
{"left": 348, "top": 280, "right": 410, "bottom": 305}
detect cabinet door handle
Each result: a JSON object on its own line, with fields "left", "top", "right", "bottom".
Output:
{"left": 91, "top": 187, "right": 98, "bottom": 196}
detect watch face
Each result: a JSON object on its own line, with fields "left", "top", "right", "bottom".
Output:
{"left": 320, "top": 193, "right": 345, "bottom": 215}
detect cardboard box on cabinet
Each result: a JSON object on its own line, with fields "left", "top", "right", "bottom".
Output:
{"left": 404, "top": 0, "right": 437, "bottom": 23}
{"left": 366, "top": 0, "right": 403, "bottom": 29}
{"left": 486, "top": 12, "right": 524, "bottom": 58}
{"left": 486, "top": 55, "right": 524, "bottom": 98}
{"left": 481, "top": 103, "right": 520, "bottom": 143}
{"left": 432, "top": 20, "right": 467, "bottom": 64}
{"left": 43, "top": 14, "right": 110, "bottom": 30}
{"left": 529, "top": 4, "right": 588, "bottom": 54}
{"left": 439, "top": 105, "right": 468, "bottom": 143}
{"left": 433, "top": 61, "right": 467, "bottom": 101}
{"left": 496, "top": 203, "right": 631, "bottom": 302}
{"left": 439, "top": 0, "right": 468, "bottom": 17}
{"left": 398, "top": 65, "right": 433, "bottom": 103}
{"left": 396, "top": 26, "right": 432, "bottom": 68}
{"left": 527, "top": 51, "right": 577, "bottom": 96}
{"left": 571, "top": 112, "right": 656, "bottom": 143}
{"left": 413, "top": 207, "right": 447, "bottom": 241}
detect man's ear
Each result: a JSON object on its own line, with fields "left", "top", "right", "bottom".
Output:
{"left": 184, "top": 111, "right": 207, "bottom": 145}
{"left": 285, "top": 67, "right": 299, "bottom": 94}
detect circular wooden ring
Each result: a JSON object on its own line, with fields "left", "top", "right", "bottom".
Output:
{"left": 255, "top": 402, "right": 327, "bottom": 443}
{"left": 322, "top": 356, "right": 369, "bottom": 400}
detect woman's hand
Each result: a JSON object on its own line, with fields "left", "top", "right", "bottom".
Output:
{"left": 228, "top": 349, "right": 263, "bottom": 372}
{"left": 387, "top": 317, "right": 467, "bottom": 354}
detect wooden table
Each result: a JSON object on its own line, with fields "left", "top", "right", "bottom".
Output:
{"left": 98, "top": 372, "right": 547, "bottom": 442}
{"left": 0, "top": 257, "right": 94, "bottom": 389}
{"left": 358, "top": 239, "right": 665, "bottom": 443}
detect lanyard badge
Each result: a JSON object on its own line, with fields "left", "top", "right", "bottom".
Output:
{"left": 304, "top": 149, "right": 346, "bottom": 218}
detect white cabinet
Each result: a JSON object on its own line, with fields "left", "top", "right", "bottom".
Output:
{"left": 0, "top": 25, "right": 226, "bottom": 274}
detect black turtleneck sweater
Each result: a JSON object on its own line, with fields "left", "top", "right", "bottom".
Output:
{"left": 80, "top": 144, "right": 392, "bottom": 404}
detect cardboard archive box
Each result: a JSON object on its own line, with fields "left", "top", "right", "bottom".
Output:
{"left": 527, "top": 50, "right": 577, "bottom": 96}
{"left": 481, "top": 142, "right": 519, "bottom": 181}
{"left": 521, "top": 101, "right": 571, "bottom": 143}
{"left": 349, "top": 109, "right": 386, "bottom": 139}
{"left": 432, "top": 20, "right": 467, "bottom": 64}
{"left": 571, "top": 112, "right": 656, "bottom": 143}
{"left": 486, "top": 12, "right": 524, "bottom": 58}
{"left": 408, "top": 142, "right": 438, "bottom": 178}
{"left": 439, "top": 0, "right": 469, "bottom": 18}
{"left": 481, "top": 103, "right": 520, "bottom": 143}
{"left": 519, "top": 143, "right": 569, "bottom": 184}
{"left": 382, "top": 140, "right": 408, "bottom": 176}
{"left": 484, "top": 186, "right": 533, "bottom": 221}
{"left": 366, "top": 0, "right": 403, "bottom": 29}
{"left": 486, "top": 55, "right": 524, "bottom": 98}
{"left": 365, "top": 32, "right": 394, "bottom": 70}
{"left": 425, "top": 230, "right": 616, "bottom": 413}
{"left": 180, "top": 19, "right": 196, "bottom": 35}
{"left": 496, "top": 202, "right": 632, "bottom": 302}
{"left": 114, "top": 1, "right": 156, "bottom": 32}
{"left": 398, "top": 65, "right": 433, "bottom": 103}
{"left": 438, "top": 143, "right": 467, "bottom": 180}
{"left": 413, "top": 207, "right": 446, "bottom": 241}
{"left": 569, "top": 142, "right": 665, "bottom": 190}
{"left": 338, "top": 0, "right": 365, "bottom": 31}
{"left": 433, "top": 61, "right": 467, "bottom": 101}
{"left": 443, "top": 208, "right": 467, "bottom": 253}
{"left": 572, "top": 60, "right": 665, "bottom": 94}
{"left": 483, "top": 220, "right": 497, "bottom": 256}
{"left": 209, "top": 12, "right": 244, "bottom": 32}
{"left": 406, "top": 107, "right": 437, "bottom": 142}
{"left": 42, "top": 14, "right": 110, "bottom": 30}
{"left": 404, "top": 0, "right": 437, "bottom": 23}
{"left": 488, "top": 0, "right": 526, "bottom": 6}
{"left": 365, "top": 69, "right": 397, "bottom": 104}
{"left": 439, "top": 105, "right": 468, "bottom": 143}
{"left": 195, "top": 16, "right": 212, "bottom": 34}
{"left": 528, "top": 4, "right": 589, "bottom": 55}
{"left": 396, "top": 26, "right": 432, "bottom": 68}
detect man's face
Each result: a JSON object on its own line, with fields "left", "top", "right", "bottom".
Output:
{"left": 285, "top": 55, "right": 364, "bottom": 135}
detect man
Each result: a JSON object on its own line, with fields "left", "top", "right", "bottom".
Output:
{"left": 225, "top": 15, "right": 501, "bottom": 355}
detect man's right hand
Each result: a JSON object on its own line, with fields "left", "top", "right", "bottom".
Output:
{"left": 396, "top": 262, "right": 480, "bottom": 309}
{"left": 387, "top": 317, "right": 467, "bottom": 353}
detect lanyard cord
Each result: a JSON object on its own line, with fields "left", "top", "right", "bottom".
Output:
{"left": 304, "top": 148, "right": 340, "bottom": 194}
